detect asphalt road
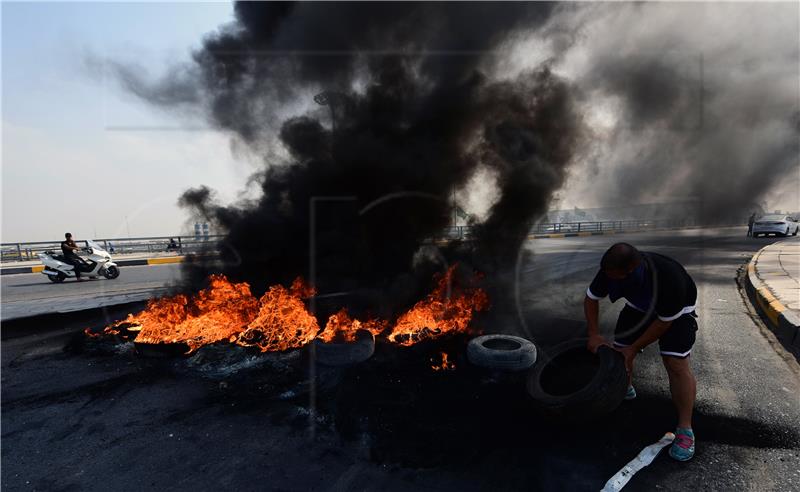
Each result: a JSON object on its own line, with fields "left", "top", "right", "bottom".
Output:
{"left": 0, "top": 264, "right": 181, "bottom": 321}
{"left": 2, "top": 227, "right": 799, "bottom": 491}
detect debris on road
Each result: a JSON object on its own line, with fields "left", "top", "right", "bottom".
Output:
{"left": 601, "top": 432, "right": 676, "bottom": 491}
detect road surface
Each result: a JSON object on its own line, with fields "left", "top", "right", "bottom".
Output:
{"left": 2, "top": 227, "right": 799, "bottom": 491}
{"left": 0, "top": 264, "right": 181, "bottom": 321}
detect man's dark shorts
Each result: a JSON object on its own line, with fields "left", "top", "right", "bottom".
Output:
{"left": 613, "top": 305, "right": 698, "bottom": 358}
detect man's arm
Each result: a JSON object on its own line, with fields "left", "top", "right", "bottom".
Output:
{"left": 585, "top": 296, "right": 599, "bottom": 336}
{"left": 631, "top": 318, "right": 672, "bottom": 351}
{"left": 616, "top": 318, "right": 672, "bottom": 373}
{"left": 584, "top": 296, "right": 608, "bottom": 353}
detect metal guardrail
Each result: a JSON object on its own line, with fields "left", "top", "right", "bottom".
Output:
{"left": 441, "top": 218, "right": 700, "bottom": 240}
{"left": 1, "top": 235, "right": 225, "bottom": 263}
{"left": 1, "top": 219, "right": 700, "bottom": 263}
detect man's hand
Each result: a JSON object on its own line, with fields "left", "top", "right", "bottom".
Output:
{"left": 616, "top": 345, "right": 637, "bottom": 374}
{"left": 587, "top": 334, "right": 610, "bottom": 354}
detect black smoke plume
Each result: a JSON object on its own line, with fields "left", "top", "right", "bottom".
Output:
{"left": 110, "top": 1, "right": 586, "bottom": 316}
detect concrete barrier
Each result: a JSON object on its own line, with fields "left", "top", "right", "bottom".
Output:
{"left": 744, "top": 243, "right": 800, "bottom": 355}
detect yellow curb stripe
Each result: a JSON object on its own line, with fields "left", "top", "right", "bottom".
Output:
{"left": 767, "top": 298, "right": 786, "bottom": 314}
{"left": 31, "top": 265, "right": 44, "bottom": 273}
{"left": 548, "top": 233, "right": 565, "bottom": 238}
{"left": 757, "top": 295, "right": 781, "bottom": 325}
{"left": 747, "top": 244, "right": 791, "bottom": 327}
{"left": 760, "top": 289, "right": 777, "bottom": 303}
{"left": 147, "top": 256, "right": 185, "bottom": 265}
{"left": 755, "top": 294, "right": 773, "bottom": 324}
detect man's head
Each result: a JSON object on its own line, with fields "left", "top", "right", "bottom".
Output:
{"left": 65, "top": 232, "right": 72, "bottom": 240}
{"left": 601, "top": 242, "right": 642, "bottom": 280}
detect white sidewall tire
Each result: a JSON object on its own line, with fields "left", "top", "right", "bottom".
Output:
{"left": 467, "top": 334, "right": 537, "bottom": 371}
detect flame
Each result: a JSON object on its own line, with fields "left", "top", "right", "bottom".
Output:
{"left": 96, "top": 264, "right": 488, "bottom": 353}
{"left": 316, "top": 308, "right": 387, "bottom": 343}
{"left": 236, "top": 278, "right": 320, "bottom": 352}
{"left": 387, "top": 265, "right": 489, "bottom": 346}
{"left": 106, "top": 275, "right": 259, "bottom": 353}
{"left": 431, "top": 352, "right": 455, "bottom": 371}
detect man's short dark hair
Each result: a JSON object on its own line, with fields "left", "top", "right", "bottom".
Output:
{"left": 601, "top": 242, "right": 642, "bottom": 272}
{"left": 65, "top": 232, "right": 72, "bottom": 238}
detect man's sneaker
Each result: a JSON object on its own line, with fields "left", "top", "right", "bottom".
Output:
{"left": 669, "top": 428, "right": 695, "bottom": 461}
{"left": 624, "top": 385, "right": 637, "bottom": 400}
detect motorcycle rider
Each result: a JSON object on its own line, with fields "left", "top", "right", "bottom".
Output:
{"left": 60, "top": 233, "right": 85, "bottom": 281}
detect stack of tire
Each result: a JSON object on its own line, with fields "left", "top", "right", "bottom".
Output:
{"left": 526, "top": 340, "right": 628, "bottom": 419}
{"left": 467, "top": 335, "right": 628, "bottom": 420}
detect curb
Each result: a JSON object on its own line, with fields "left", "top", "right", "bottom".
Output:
{"left": 0, "top": 256, "right": 185, "bottom": 276}
{"left": 744, "top": 242, "right": 800, "bottom": 352}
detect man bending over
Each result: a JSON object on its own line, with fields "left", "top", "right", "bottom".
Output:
{"left": 584, "top": 242, "right": 698, "bottom": 461}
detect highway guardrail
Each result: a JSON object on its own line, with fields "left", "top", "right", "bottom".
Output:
{"left": 1, "top": 235, "right": 224, "bottom": 263}
{"left": 1, "top": 219, "right": 711, "bottom": 263}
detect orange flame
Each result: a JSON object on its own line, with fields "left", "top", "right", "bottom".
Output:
{"left": 387, "top": 265, "right": 489, "bottom": 346}
{"left": 236, "top": 278, "right": 320, "bottom": 352}
{"left": 431, "top": 352, "right": 456, "bottom": 371}
{"left": 316, "top": 308, "right": 388, "bottom": 343}
{"left": 106, "top": 275, "right": 259, "bottom": 353}
{"left": 97, "top": 264, "right": 488, "bottom": 353}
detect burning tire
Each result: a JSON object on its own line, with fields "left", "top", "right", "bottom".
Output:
{"left": 467, "top": 334, "right": 537, "bottom": 371}
{"left": 526, "top": 340, "right": 628, "bottom": 420}
{"left": 313, "top": 329, "right": 375, "bottom": 366}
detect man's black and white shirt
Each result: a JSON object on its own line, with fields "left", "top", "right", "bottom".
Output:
{"left": 586, "top": 252, "right": 697, "bottom": 322}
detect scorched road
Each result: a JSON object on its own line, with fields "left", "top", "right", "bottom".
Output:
{"left": 2, "top": 226, "right": 799, "bottom": 491}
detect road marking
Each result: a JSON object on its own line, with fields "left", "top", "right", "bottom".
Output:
{"left": 601, "top": 432, "right": 675, "bottom": 491}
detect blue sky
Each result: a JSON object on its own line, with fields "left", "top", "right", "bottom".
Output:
{"left": 2, "top": 1, "right": 248, "bottom": 242}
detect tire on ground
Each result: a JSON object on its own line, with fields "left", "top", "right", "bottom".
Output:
{"left": 467, "top": 334, "right": 537, "bottom": 371}
{"left": 314, "top": 330, "right": 375, "bottom": 366}
{"left": 526, "top": 340, "right": 628, "bottom": 420}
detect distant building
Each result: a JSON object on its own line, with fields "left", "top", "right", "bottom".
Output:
{"left": 194, "top": 222, "right": 210, "bottom": 240}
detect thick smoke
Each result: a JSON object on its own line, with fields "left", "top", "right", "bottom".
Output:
{"left": 109, "top": 1, "right": 585, "bottom": 315}
{"left": 539, "top": 2, "right": 799, "bottom": 219}
{"left": 107, "top": 2, "right": 798, "bottom": 315}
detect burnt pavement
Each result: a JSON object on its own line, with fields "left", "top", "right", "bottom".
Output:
{"left": 2, "top": 227, "right": 799, "bottom": 491}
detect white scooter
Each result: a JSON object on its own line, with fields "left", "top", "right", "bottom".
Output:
{"left": 39, "top": 240, "right": 120, "bottom": 283}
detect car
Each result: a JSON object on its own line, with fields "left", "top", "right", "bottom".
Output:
{"left": 752, "top": 214, "right": 799, "bottom": 237}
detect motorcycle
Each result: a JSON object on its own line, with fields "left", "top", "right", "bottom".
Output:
{"left": 39, "top": 240, "right": 120, "bottom": 283}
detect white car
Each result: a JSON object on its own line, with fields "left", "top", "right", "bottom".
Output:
{"left": 752, "top": 214, "right": 799, "bottom": 237}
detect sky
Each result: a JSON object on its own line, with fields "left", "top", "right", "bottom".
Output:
{"left": 2, "top": 1, "right": 247, "bottom": 242}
